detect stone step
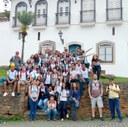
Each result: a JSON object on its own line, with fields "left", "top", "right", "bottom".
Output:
{"left": 24, "top": 110, "right": 47, "bottom": 120}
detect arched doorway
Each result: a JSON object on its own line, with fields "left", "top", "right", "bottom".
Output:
{"left": 39, "top": 40, "right": 56, "bottom": 54}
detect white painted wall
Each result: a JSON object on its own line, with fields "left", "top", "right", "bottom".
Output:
{"left": 0, "top": 0, "right": 128, "bottom": 77}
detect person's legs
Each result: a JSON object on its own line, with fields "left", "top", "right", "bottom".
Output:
{"left": 47, "top": 109, "right": 51, "bottom": 120}
{"left": 38, "top": 99, "right": 44, "bottom": 109}
{"left": 60, "top": 101, "right": 64, "bottom": 119}
{"left": 17, "top": 81, "right": 21, "bottom": 93}
{"left": 43, "top": 98, "right": 48, "bottom": 111}
{"left": 84, "top": 78, "right": 91, "bottom": 85}
{"left": 97, "top": 96, "right": 103, "bottom": 118}
{"left": 115, "top": 99, "right": 123, "bottom": 120}
{"left": 79, "top": 79, "right": 83, "bottom": 96}
{"left": 91, "top": 98, "right": 96, "bottom": 118}
{"left": 63, "top": 101, "right": 68, "bottom": 116}
{"left": 13, "top": 81, "right": 17, "bottom": 93}
{"left": 4, "top": 81, "right": 7, "bottom": 93}
{"left": 33, "top": 100, "right": 38, "bottom": 120}
{"left": 97, "top": 66, "right": 101, "bottom": 80}
{"left": 29, "top": 98, "right": 34, "bottom": 120}
{"left": 52, "top": 109, "right": 57, "bottom": 120}
{"left": 108, "top": 99, "right": 115, "bottom": 119}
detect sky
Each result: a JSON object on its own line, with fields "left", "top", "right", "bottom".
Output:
{"left": 0, "top": 0, "right": 11, "bottom": 12}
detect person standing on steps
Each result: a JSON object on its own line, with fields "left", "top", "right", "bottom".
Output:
{"left": 88, "top": 74, "right": 104, "bottom": 121}
{"left": 106, "top": 77, "right": 123, "bottom": 122}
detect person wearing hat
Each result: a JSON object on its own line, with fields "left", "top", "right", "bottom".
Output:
{"left": 3, "top": 63, "right": 18, "bottom": 97}
{"left": 46, "top": 94, "right": 57, "bottom": 121}
{"left": 10, "top": 51, "right": 22, "bottom": 72}
{"left": 106, "top": 78, "right": 123, "bottom": 122}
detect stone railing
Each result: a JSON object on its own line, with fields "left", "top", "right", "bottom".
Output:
{"left": 0, "top": 83, "right": 128, "bottom": 119}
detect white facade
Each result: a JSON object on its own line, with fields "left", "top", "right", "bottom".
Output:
{"left": 0, "top": 0, "right": 128, "bottom": 77}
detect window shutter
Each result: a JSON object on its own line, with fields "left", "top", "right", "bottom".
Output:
{"left": 82, "top": 0, "right": 94, "bottom": 11}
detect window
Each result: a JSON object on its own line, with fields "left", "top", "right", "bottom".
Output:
{"left": 106, "top": 0, "right": 122, "bottom": 21}
{"left": 12, "top": 2, "right": 27, "bottom": 27}
{"left": 34, "top": 0, "right": 47, "bottom": 26}
{"left": 56, "top": 0, "right": 70, "bottom": 24}
{"left": 81, "top": 0, "right": 95, "bottom": 23}
{"left": 98, "top": 42, "right": 114, "bottom": 63}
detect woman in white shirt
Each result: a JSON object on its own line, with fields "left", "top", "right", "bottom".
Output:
{"left": 58, "top": 83, "right": 69, "bottom": 121}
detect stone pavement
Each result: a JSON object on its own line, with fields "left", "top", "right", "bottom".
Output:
{"left": 0, "top": 118, "right": 128, "bottom": 127}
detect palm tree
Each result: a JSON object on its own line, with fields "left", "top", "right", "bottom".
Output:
{"left": 17, "top": 11, "right": 34, "bottom": 63}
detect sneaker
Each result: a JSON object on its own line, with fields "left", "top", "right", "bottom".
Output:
{"left": 91, "top": 117, "right": 95, "bottom": 120}
{"left": 53, "top": 119, "right": 56, "bottom": 121}
{"left": 17, "top": 93, "right": 20, "bottom": 97}
{"left": 11, "top": 92, "right": 15, "bottom": 97}
{"left": 66, "top": 113, "right": 69, "bottom": 118}
{"left": 100, "top": 117, "right": 104, "bottom": 121}
{"left": 47, "top": 119, "right": 50, "bottom": 121}
{"left": 111, "top": 118, "right": 115, "bottom": 121}
{"left": 61, "top": 118, "right": 64, "bottom": 121}
{"left": 3, "top": 92, "right": 8, "bottom": 97}
{"left": 119, "top": 119, "right": 123, "bottom": 123}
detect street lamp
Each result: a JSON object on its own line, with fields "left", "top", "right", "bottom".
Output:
{"left": 58, "top": 30, "right": 64, "bottom": 45}
{"left": 28, "top": 0, "right": 32, "bottom": 7}
{"left": 3, "top": 0, "right": 9, "bottom": 7}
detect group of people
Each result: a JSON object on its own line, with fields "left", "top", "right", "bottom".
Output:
{"left": 2, "top": 47, "right": 123, "bottom": 122}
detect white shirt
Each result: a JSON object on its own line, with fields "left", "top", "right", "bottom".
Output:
{"left": 19, "top": 71, "right": 27, "bottom": 81}
{"left": 60, "top": 90, "right": 69, "bottom": 101}
{"left": 56, "top": 82, "right": 62, "bottom": 94}
{"left": 81, "top": 69, "right": 89, "bottom": 79}
{"left": 7, "top": 70, "right": 17, "bottom": 80}
{"left": 45, "top": 74, "right": 51, "bottom": 84}
{"left": 51, "top": 64, "right": 55, "bottom": 70}
{"left": 70, "top": 69, "right": 79, "bottom": 79}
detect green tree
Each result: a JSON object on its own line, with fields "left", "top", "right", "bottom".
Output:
{"left": 17, "top": 11, "right": 34, "bottom": 63}
{"left": 3, "top": 10, "right": 10, "bottom": 21}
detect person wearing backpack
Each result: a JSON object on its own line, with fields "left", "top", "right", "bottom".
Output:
{"left": 3, "top": 63, "right": 18, "bottom": 97}
{"left": 88, "top": 74, "right": 104, "bottom": 121}
{"left": 10, "top": 51, "right": 22, "bottom": 72}
{"left": 106, "top": 78, "right": 123, "bottom": 122}
{"left": 17, "top": 65, "right": 29, "bottom": 96}
{"left": 28, "top": 79, "right": 40, "bottom": 121}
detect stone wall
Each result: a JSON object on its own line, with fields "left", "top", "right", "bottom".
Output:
{"left": 77, "top": 83, "right": 128, "bottom": 118}
{"left": 0, "top": 84, "right": 28, "bottom": 118}
{"left": 0, "top": 83, "right": 128, "bottom": 119}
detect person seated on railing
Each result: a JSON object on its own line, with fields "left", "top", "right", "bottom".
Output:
{"left": 3, "top": 63, "right": 18, "bottom": 97}
{"left": 46, "top": 94, "right": 57, "bottom": 121}
{"left": 17, "top": 65, "right": 29, "bottom": 97}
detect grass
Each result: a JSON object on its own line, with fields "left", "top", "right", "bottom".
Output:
{"left": 0, "top": 68, "right": 128, "bottom": 83}
{"left": 0, "top": 115, "right": 23, "bottom": 122}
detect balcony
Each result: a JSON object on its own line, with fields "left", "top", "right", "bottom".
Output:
{"left": 55, "top": 12, "right": 70, "bottom": 28}
{"left": 106, "top": 8, "right": 123, "bottom": 25}
{"left": 12, "top": 17, "right": 22, "bottom": 31}
{"left": 80, "top": 10, "right": 95, "bottom": 26}
{"left": 32, "top": 14, "right": 47, "bottom": 30}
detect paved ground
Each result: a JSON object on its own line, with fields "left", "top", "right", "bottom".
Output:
{"left": 0, "top": 118, "right": 128, "bottom": 127}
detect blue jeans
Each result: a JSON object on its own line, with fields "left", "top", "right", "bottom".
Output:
{"left": 38, "top": 98, "right": 48, "bottom": 111}
{"left": 47, "top": 108, "right": 57, "bottom": 120}
{"left": 68, "top": 97, "right": 79, "bottom": 119}
{"left": 59, "top": 101, "right": 67, "bottom": 119}
{"left": 108, "top": 98, "right": 123, "bottom": 120}
{"left": 79, "top": 79, "right": 83, "bottom": 95}
{"left": 84, "top": 78, "right": 90, "bottom": 85}
{"left": 29, "top": 98, "right": 38, "bottom": 120}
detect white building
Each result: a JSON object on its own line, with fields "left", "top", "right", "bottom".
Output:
{"left": 0, "top": 0, "right": 128, "bottom": 77}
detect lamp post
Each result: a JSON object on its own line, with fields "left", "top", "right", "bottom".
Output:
{"left": 3, "top": 0, "right": 10, "bottom": 7}
{"left": 19, "top": 31, "right": 27, "bottom": 63}
{"left": 28, "top": 0, "right": 32, "bottom": 7}
{"left": 58, "top": 30, "right": 64, "bottom": 45}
